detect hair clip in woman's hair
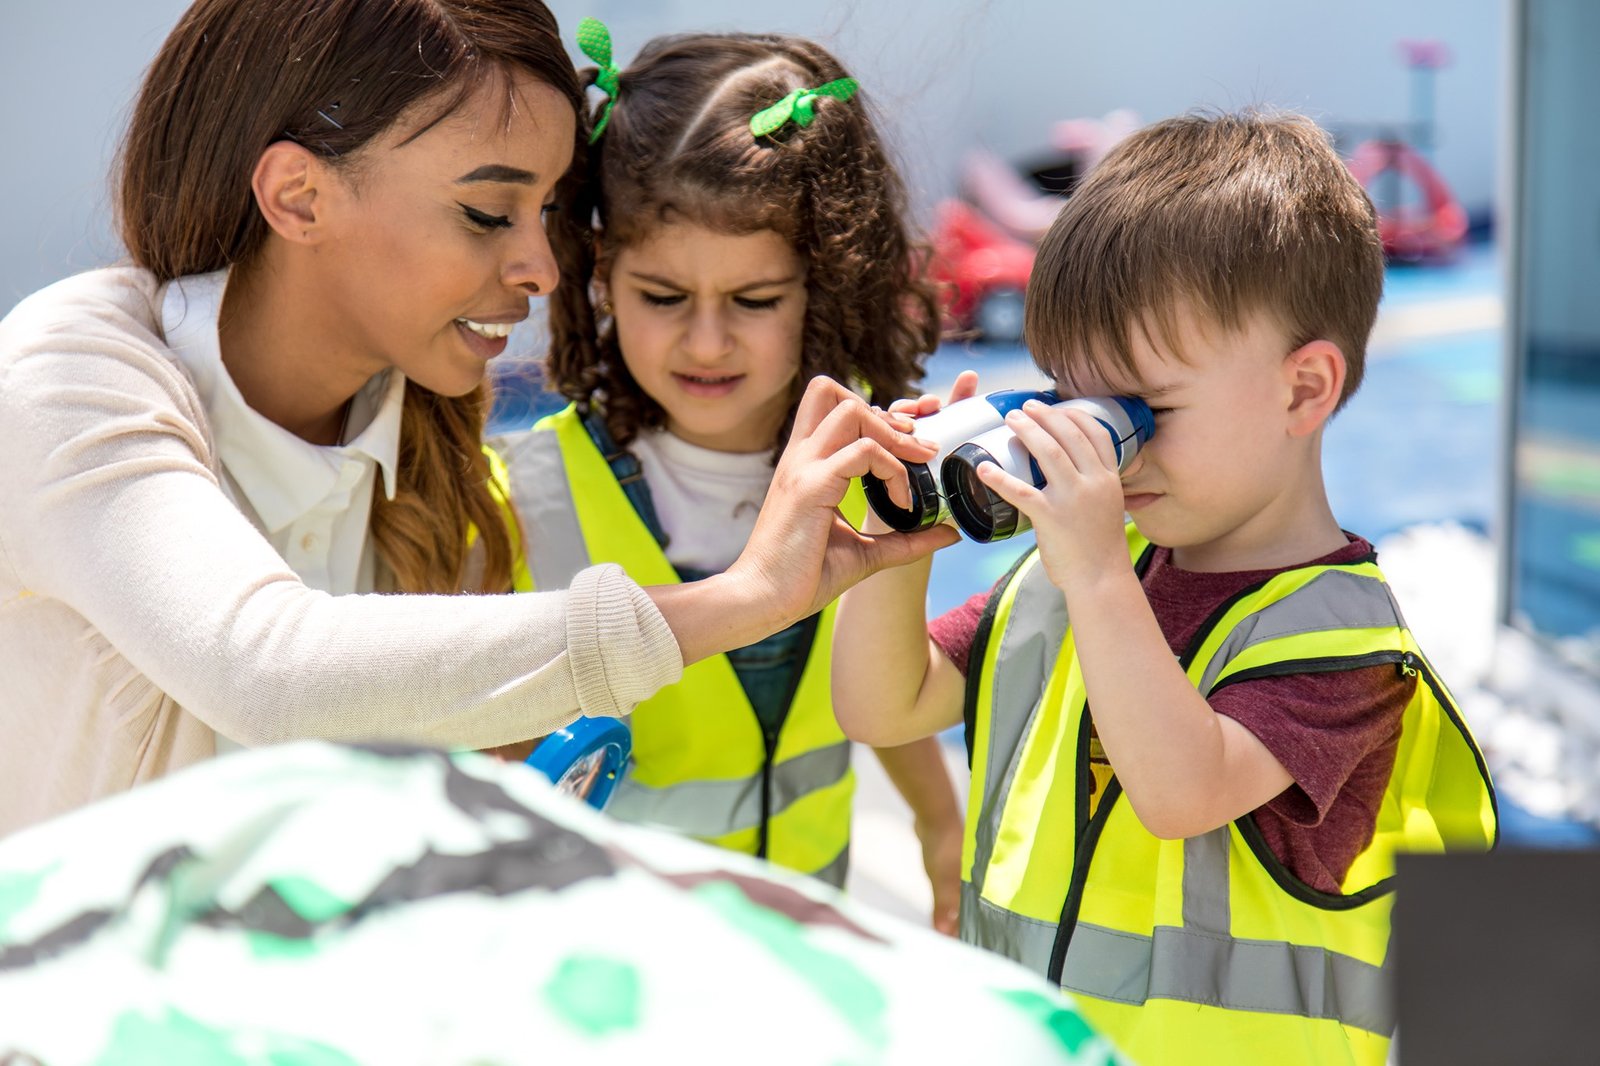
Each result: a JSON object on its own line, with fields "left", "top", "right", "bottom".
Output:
{"left": 749, "top": 77, "right": 859, "bottom": 138}
{"left": 576, "top": 17, "right": 620, "bottom": 144}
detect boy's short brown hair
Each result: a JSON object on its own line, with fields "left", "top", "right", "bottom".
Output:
{"left": 1024, "top": 110, "right": 1384, "bottom": 409}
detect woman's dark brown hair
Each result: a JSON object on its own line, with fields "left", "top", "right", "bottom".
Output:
{"left": 116, "top": 0, "right": 584, "bottom": 593}
{"left": 546, "top": 32, "right": 940, "bottom": 450}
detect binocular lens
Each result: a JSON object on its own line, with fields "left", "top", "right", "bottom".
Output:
{"left": 943, "top": 445, "right": 1024, "bottom": 543}
{"left": 861, "top": 461, "right": 942, "bottom": 532}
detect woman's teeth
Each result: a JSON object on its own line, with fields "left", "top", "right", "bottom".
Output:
{"left": 456, "top": 318, "right": 514, "bottom": 339}
{"left": 680, "top": 374, "right": 739, "bottom": 384}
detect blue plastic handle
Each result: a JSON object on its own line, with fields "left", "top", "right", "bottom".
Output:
{"left": 526, "top": 716, "right": 632, "bottom": 810}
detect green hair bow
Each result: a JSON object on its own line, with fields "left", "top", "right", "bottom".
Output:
{"left": 749, "top": 77, "right": 860, "bottom": 138}
{"left": 576, "top": 17, "right": 620, "bottom": 143}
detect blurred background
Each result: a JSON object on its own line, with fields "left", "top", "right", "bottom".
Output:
{"left": 5, "top": 0, "right": 1599, "bottom": 926}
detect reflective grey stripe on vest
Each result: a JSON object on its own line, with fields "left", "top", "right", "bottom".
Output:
{"left": 486, "top": 428, "right": 591, "bottom": 588}
{"left": 812, "top": 845, "right": 851, "bottom": 889}
{"left": 968, "top": 556, "right": 1069, "bottom": 898}
{"left": 964, "top": 560, "right": 1399, "bottom": 1035}
{"left": 1196, "top": 569, "right": 1404, "bottom": 694}
{"left": 962, "top": 834, "right": 1395, "bottom": 1035}
{"left": 607, "top": 741, "right": 852, "bottom": 840}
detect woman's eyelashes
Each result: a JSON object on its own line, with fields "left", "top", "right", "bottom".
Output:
{"left": 459, "top": 203, "right": 512, "bottom": 231}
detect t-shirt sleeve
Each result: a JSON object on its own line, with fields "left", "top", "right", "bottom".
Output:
{"left": 928, "top": 590, "right": 993, "bottom": 677}
{"left": 1209, "top": 665, "right": 1411, "bottom": 825}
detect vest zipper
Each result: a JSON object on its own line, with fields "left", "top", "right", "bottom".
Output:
{"left": 755, "top": 612, "right": 823, "bottom": 861}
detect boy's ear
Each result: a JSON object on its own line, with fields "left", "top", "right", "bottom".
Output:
{"left": 1281, "top": 339, "right": 1346, "bottom": 437}
{"left": 250, "top": 141, "right": 336, "bottom": 246}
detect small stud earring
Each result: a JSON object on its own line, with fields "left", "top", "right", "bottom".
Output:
{"left": 599, "top": 299, "right": 613, "bottom": 316}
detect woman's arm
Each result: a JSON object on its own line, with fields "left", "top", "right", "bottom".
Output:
{"left": 0, "top": 287, "right": 677, "bottom": 749}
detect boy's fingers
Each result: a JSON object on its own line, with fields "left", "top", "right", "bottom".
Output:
{"left": 1007, "top": 408, "right": 1077, "bottom": 478}
{"left": 975, "top": 458, "right": 1043, "bottom": 517}
{"left": 1060, "top": 407, "right": 1120, "bottom": 470}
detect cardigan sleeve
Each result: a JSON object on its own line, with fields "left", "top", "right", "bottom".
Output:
{"left": 0, "top": 272, "right": 682, "bottom": 748}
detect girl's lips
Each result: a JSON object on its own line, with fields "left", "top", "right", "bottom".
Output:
{"left": 454, "top": 320, "right": 510, "bottom": 360}
{"left": 1123, "top": 492, "right": 1162, "bottom": 510}
{"left": 673, "top": 371, "right": 744, "bottom": 399}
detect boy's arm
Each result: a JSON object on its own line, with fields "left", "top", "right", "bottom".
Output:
{"left": 976, "top": 402, "right": 1291, "bottom": 839}
{"left": 871, "top": 736, "right": 963, "bottom": 935}
{"left": 831, "top": 523, "right": 966, "bottom": 747}
{"left": 1064, "top": 568, "right": 1293, "bottom": 838}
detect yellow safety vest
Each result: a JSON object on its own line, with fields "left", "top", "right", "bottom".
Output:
{"left": 959, "top": 525, "right": 1497, "bottom": 1065}
{"left": 490, "top": 405, "right": 858, "bottom": 886}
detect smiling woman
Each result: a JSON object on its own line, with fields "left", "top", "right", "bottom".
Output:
{"left": 0, "top": 0, "right": 953, "bottom": 835}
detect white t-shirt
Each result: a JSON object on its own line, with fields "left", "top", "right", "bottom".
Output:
{"left": 162, "top": 270, "right": 404, "bottom": 596}
{"left": 627, "top": 428, "right": 775, "bottom": 574}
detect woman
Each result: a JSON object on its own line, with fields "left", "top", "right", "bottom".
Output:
{"left": 0, "top": 0, "right": 951, "bottom": 834}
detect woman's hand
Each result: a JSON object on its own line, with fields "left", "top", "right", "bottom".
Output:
{"left": 730, "top": 376, "right": 960, "bottom": 630}
{"left": 885, "top": 369, "right": 980, "bottom": 420}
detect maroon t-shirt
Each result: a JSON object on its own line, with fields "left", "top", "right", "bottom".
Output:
{"left": 931, "top": 536, "right": 1409, "bottom": 894}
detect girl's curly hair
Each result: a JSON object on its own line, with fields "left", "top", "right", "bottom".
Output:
{"left": 546, "top": 32, "right": 941, "bottom": 451}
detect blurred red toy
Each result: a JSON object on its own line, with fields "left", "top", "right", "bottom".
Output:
{"left": 929, "top": 199, "right": 1035, "bottom": 343}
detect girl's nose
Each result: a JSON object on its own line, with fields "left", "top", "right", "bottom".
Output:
{"left": 683, "top": 303, "right": 733, "bottom": 363}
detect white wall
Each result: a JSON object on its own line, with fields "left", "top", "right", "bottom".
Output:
{"left": 1, "top": 0, "right": 1503, "bottom": 311}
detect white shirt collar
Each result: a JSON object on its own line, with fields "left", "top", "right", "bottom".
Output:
{"left": 160, "top": 270, "right": 405, "bottom": 533}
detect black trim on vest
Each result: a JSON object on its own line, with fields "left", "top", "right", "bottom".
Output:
{"left": 756, "top": 610, "right": 824, "bottom": 861}
{"left": 1048, "top": 773, "right": 1122, "bottom": 985}
{"left": 963, "top": 549, "right": 1037, "bottom": 769}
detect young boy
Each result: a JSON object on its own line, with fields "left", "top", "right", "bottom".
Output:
{"left": 832, "top": 111, "right": 1496, "bottom": 1065}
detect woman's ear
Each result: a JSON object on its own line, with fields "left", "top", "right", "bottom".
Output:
{"left": 250, "top": 142, "right": 334, "bottom": 245}
{"left": 1281, "top": 339, "right": 1347, "bottom": 437}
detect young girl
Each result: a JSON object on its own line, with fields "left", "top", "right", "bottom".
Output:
{"left": 0, "top": 0, "right": 951, "bottom": 835}
{"left": 496, "top": 25, "right": 962, "bottom": 927}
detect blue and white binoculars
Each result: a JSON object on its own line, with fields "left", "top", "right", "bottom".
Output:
{"left": 862, "top": 389, "right": 1154, "bottom": 543}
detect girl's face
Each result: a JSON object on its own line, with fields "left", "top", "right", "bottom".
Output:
{"left": 310, "top": 70, "right": 574, "bottom": 398}
{"left": 606, "top": 222, "right": 808, "bottom": 452}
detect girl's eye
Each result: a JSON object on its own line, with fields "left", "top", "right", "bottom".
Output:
{"left": 640, "top": 291, "right": 685, "bottom": 307}
{"left": 459, "top": 203, "right": 513, "bottom": 230}
{"left": 734, "top": 295, "right": 782, "bottom": 311}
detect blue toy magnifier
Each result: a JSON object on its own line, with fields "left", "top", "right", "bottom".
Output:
{"left": 525, "top": 716, "right": 631, "bottom": 810}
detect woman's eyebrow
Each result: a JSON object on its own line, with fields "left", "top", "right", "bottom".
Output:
{"left": 455, "top": 164, "right": 537, "bottom": 185}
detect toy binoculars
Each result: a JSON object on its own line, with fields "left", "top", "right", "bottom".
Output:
{"left": 862, "top": 389, "right": 1155, "bottom": 543}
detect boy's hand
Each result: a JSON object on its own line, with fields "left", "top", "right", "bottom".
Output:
{"left": 976, "top": 399, "right": 1131, "bottom": 590}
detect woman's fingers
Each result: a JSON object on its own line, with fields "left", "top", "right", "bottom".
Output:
{"left": 853, "top": 520, "right": 961, "bottom": 572}
{"left": 803, "top": 389, "right": 937, "bottom": 463}
{"left": 948, "top": 369, "right": 980, "bottom": 405}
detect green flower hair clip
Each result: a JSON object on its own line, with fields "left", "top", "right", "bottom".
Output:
{"left": 576, "top": 17, "right": 620, "bottom": 144}
{"left": 749, "top": 77, "right": 860, "bottom": 139}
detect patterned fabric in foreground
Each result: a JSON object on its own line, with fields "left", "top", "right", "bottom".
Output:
{"left": 0, "top": 741, "right": 1122, "bottom": 1065}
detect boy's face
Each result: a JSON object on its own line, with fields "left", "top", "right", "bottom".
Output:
{"left": 1056, "top": 305, "right": 1319, "bottom": 568}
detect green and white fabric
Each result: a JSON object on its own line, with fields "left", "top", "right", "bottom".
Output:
{"left": 0, "top": 742, "right": 1122, "bottom": 1065}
